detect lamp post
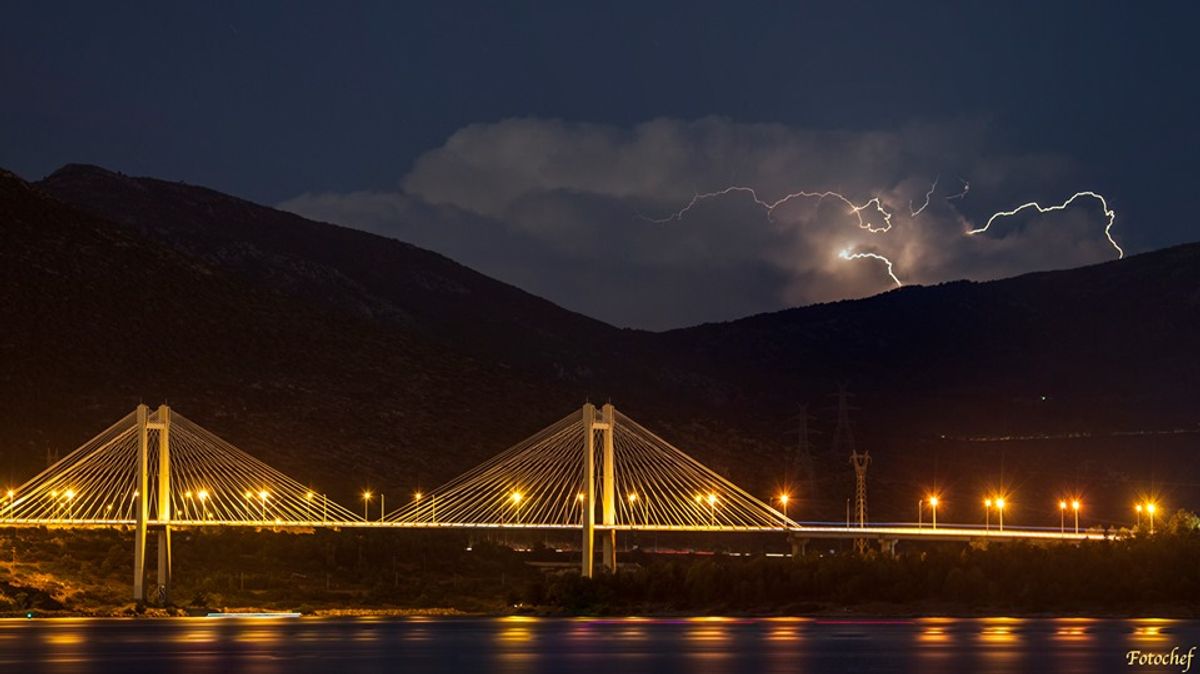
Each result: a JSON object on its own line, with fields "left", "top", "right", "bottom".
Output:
{"left": 1147, "top": 503, "right": 1157, "bottom": 534}
{"left": 1135, "top": 503, "right": 1143, "bottom": 529}
{"left": 1059, "top": 500, "right": 1067, "bottom": 535}
{"left": 511, "top": 491, "right": 523, "bottom": 525}
{"left": 197, "top": 489, "right": 209, "bottom": 521}
{"left": 929, "top": 495, "right": 939, "bottom": 530}
{"left": 918, "top": 499, "right": 924, "bottom": 528}
{"left": 362, "top": 490, "right": 372, "bottom": 522}
{"left": 778, "top": 493, "right": 790, "bottom": 521}
{"left": 984, "top": 498, "right": 992, "bottom": 531}
{"left": 1072, "top": 500, "right": 1081, "bottom": 534}
{"left": 258, "top": 489, "right": 269, "bottom": 522}
{"left": 707, "top": 492, "right": 717, "bottom": 527}
{"left": 628, "top": 492, "right": 639, "bottom": 527}
{"left": 996, "top": 498, "right": 1006, "bottom": 531}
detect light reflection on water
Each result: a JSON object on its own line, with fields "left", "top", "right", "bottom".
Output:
{"left": 0, "top": 615, "right": 1196, "bottom": 673}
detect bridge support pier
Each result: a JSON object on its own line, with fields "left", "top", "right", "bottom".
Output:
{"left": 789, "top": 535, "right": 809, "bottom": 559}
{"left": 156, "top": 527, "right": 172, "bottom": 603}
{"left": 879, "top": 538, "right": 898, "bottom": 558}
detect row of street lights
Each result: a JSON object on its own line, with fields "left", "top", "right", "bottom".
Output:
{"left": 0, "top": 481, "right": 1166, "bottom": 532}
{"left": 775, "top": 489, "right": 1164, "bottom": 534}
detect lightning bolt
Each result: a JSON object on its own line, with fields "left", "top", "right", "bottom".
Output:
{"left": 651, "top": 180, "right": 1121, "bottom": 293}
{"left": 969, "top": 191, "right": 1123, "bottom": 258}
{"left": 909, "top": 176, "right": 939, "bottom": 217}
{"left": 839, "top": 249, "right": 902, "bottom": 287}
{"left": 647, "top": 186, "right": 894, "bottom": 233}
{"left": 945, "top": 178, "right": 970, "bottom": 201}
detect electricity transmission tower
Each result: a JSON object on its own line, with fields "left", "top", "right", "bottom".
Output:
{"left": 833, "top": 384, "right": 870, "bottom": 553}
{"left": 786, "top": 404, "right": 816, "bottom": 501}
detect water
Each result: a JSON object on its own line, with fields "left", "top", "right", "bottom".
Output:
{"left": 0, "top": 616, "right": 1195, "bottom": 673}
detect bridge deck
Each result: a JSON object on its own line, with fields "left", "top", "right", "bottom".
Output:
{"left": 0, "top": 519, "right": 1100, "bottom": 541}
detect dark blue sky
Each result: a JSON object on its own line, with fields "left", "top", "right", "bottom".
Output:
{"left": 2, "top": 2, "right": 1197, "bottom": 325}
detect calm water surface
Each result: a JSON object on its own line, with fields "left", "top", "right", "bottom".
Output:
{"left": 0, "top": 616, "right": 1195, "bottom": 673}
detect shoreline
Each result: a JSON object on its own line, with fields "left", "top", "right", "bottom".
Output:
{"left": 4, "top": 604, "right": 1197, "bottom": 620}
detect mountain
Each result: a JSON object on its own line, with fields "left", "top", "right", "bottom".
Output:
{"left": 1, "top": 165, "right": 749, "bottom": 501}
{"left": 3, "top": 164, "right": 1198, "bottom": 521}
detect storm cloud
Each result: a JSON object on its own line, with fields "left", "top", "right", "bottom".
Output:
{"left": 279, "top": 117, "right": 1123, "bottom": 330}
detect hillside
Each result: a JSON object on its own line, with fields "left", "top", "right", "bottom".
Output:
{"left": 3, "top": 164, "right": 1198, "bottom": 522}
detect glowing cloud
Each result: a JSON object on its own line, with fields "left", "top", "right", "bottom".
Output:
{"left": 280, "top": 116, "right": 1128, "bottom": 329}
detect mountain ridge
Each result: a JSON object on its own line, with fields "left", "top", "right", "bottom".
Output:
{"left": 3, "top": 163, "right": 1197, "bottom": 520}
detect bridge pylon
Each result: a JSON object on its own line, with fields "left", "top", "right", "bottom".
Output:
{"left": 133, "top": 404, "right": 172, "bottom": 603}
{"left": 600, "top": 403, "right": 617, "bottom": 574}
{"left": 581, "top": 403, "right": 595, "bottom": 578}
{"left": 579, "top": 402, "right": 617, "bottom": 577}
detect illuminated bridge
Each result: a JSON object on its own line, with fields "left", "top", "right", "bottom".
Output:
{"left": 0, "top": 404, "right": 1099, "bottom": 601}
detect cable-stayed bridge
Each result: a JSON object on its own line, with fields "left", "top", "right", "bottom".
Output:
{"left": 0, "top": 403, "right": 1098, "bottom": 601}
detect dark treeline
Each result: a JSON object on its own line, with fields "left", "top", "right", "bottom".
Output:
{"left": 1, "top": 510, "right": 1199, "bottom": 615}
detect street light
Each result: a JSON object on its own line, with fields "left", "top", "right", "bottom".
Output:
{"left": 1071, "top": 500, "right": 1081, "bottom": 534}
{"left": 984, "top": 498, "right": 993, "bottom": 531}
{"left": 1135, "top": 503, "right": 1143, "bottom": 528}
{"left": 995, "top": 497, "right": 1006, "bottom": 531}
{"left": 1147, "top": 502, "right": 1157, "bottom": 534}
{"left": 778, "top": 493, "right": 790, "bottom": 520}
{"left": 197, "top": 489, "right": 209, "bottom": 520}
{"left": 511, "top": 490, "right": 523, "bottom": 525}
{"left": 707, "top": 492, "right": 717, "bottom": 526}
{"left": 928, "top": 495, "right": 939, "bottom": 529}
{"left": 362, "top": 490, "right": 372, "bottom": 521}
{"left": 258, "top": 489, "right": 269, "bottom": 521}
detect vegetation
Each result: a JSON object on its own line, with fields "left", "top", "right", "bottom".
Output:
{"left": 1, "top": 510, "right": 1199, "bottom": 617}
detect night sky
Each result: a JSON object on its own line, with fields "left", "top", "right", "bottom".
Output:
{"left": 3, "top": 2, "right": 1197, "bottom": 328}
